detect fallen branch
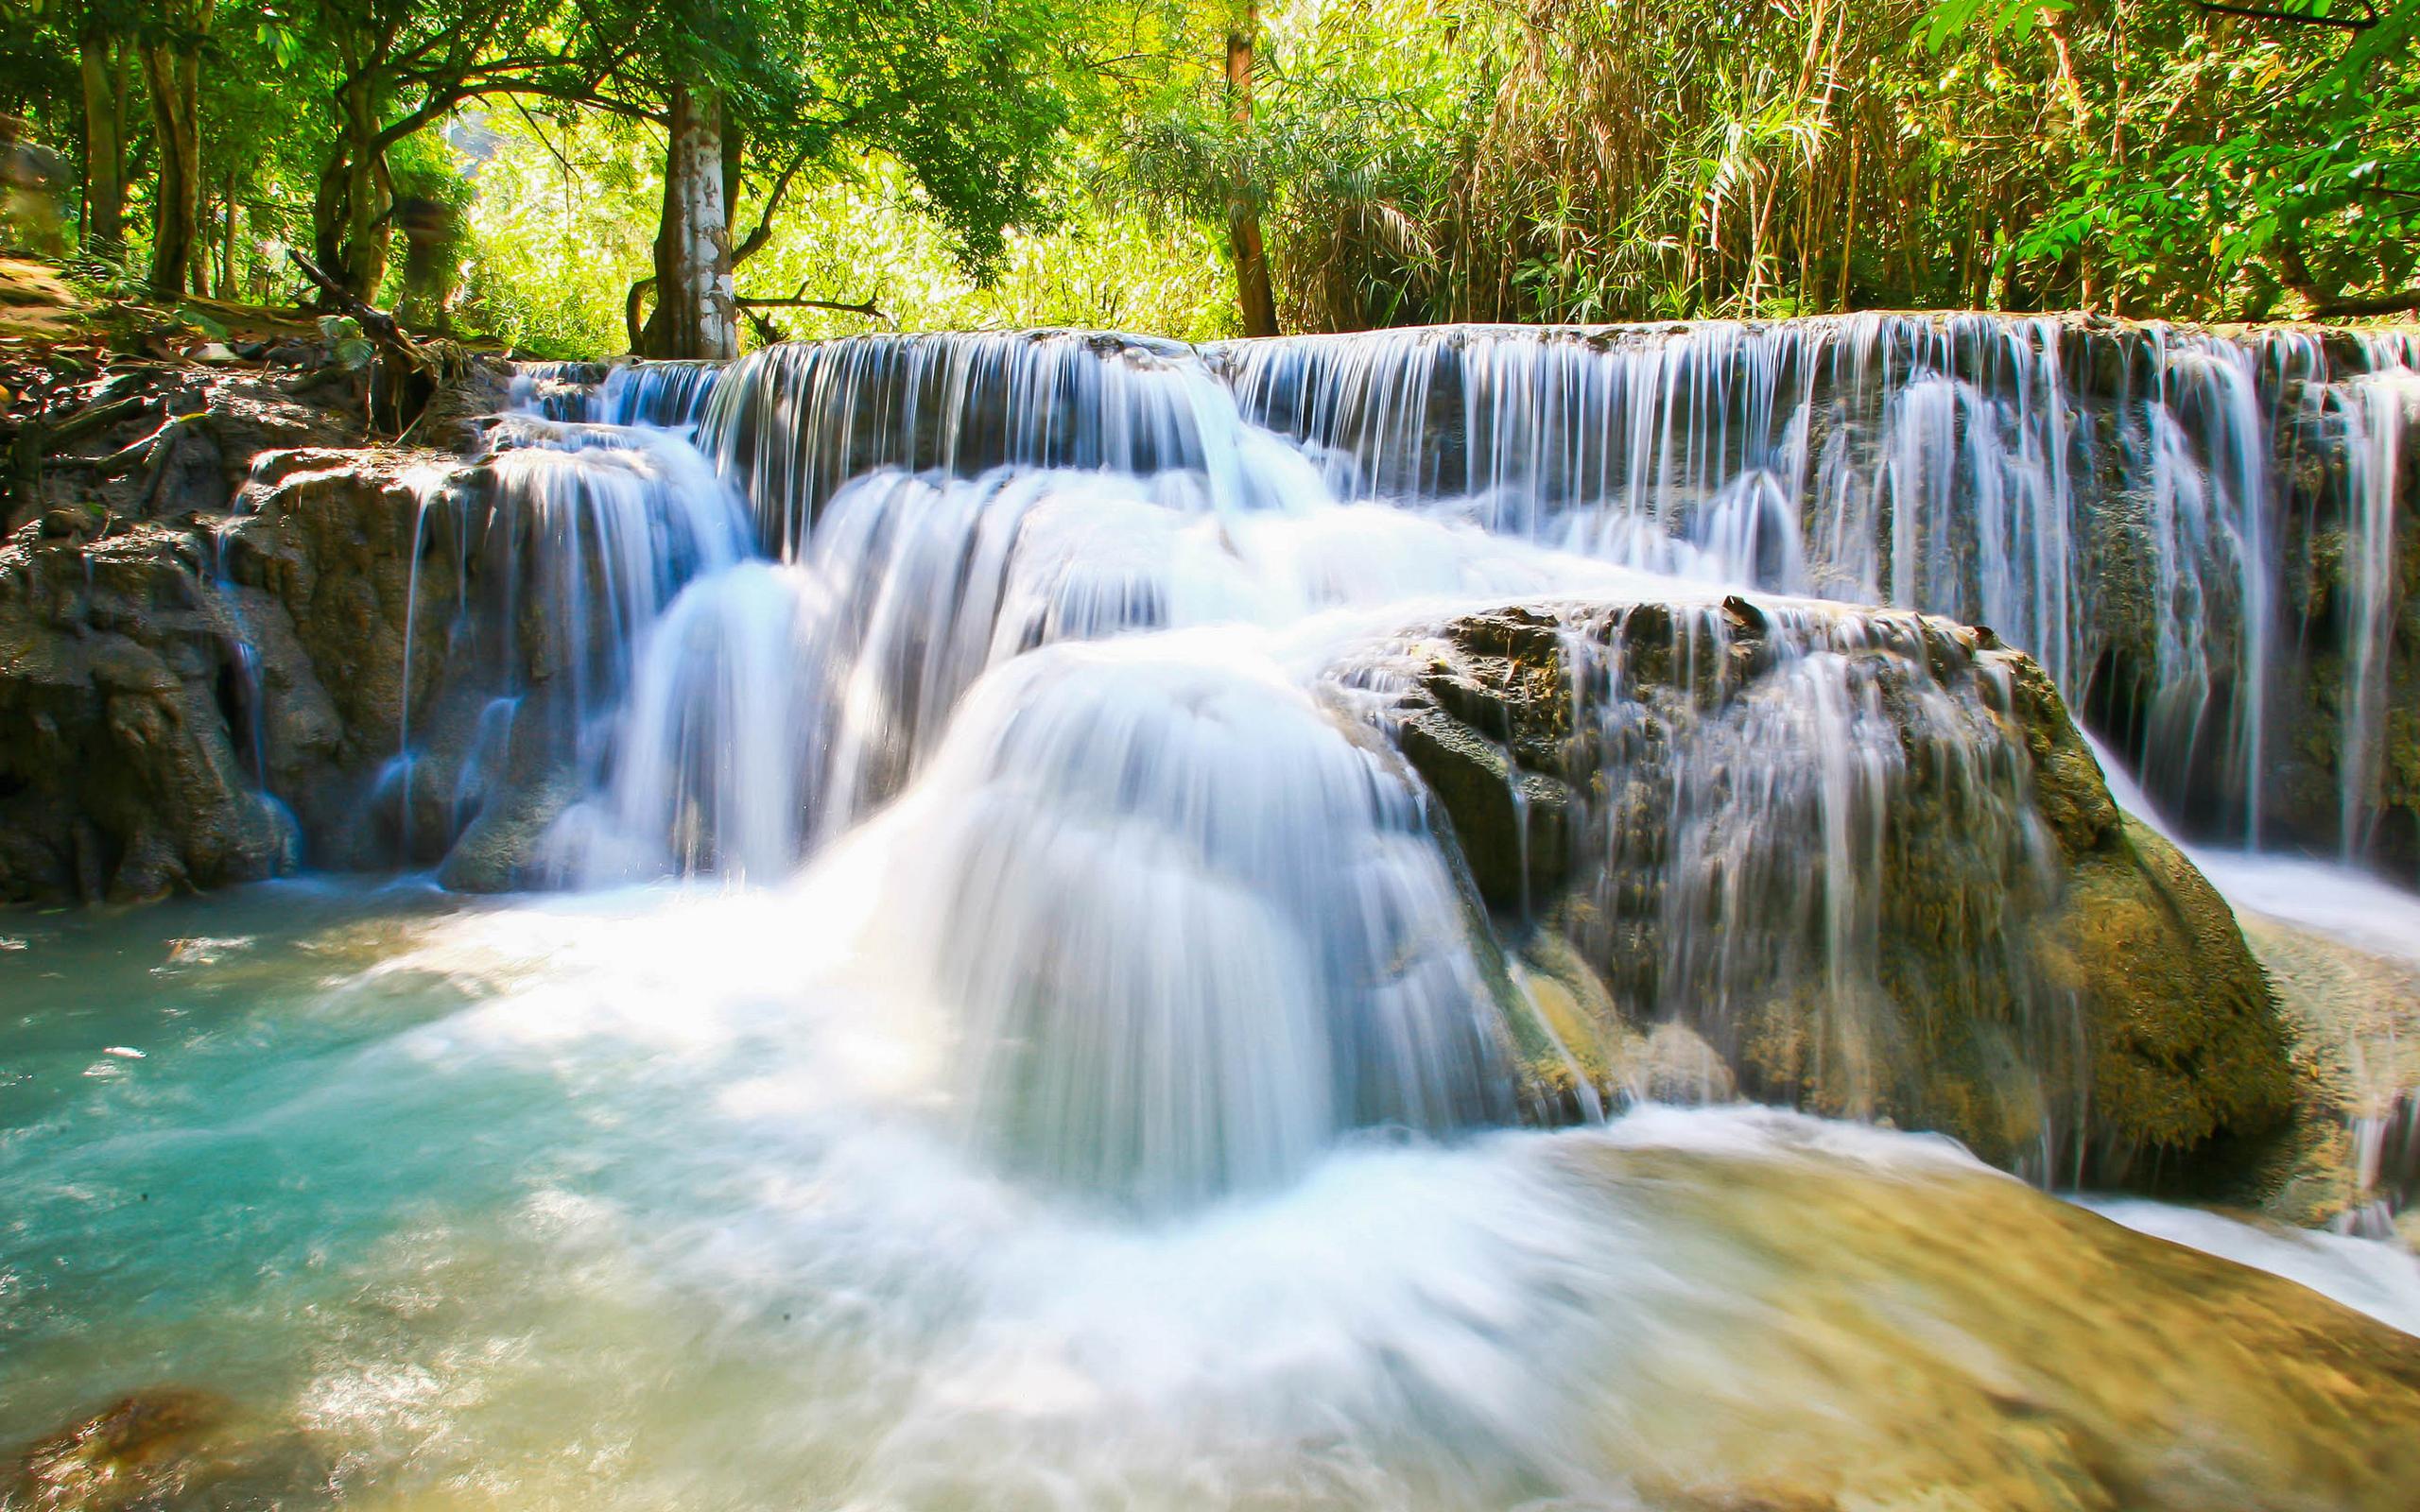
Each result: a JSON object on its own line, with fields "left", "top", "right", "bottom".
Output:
{"left": 285, "top": 249, "right": 461, "bottom": 438}
{"left": 285, "top": 249, "right": 424, "bottom": 369}
{"left": 2309, "top": 288, "right": 2420, "bottom": 318}
{"left": 5, "top": 394, "right": 152, "bottom": 529}
{"left": 95, "top": 412, "right": 206, "bottom": 479}
{"left": 37, "top": 394, "right": 151, "bottom": 453}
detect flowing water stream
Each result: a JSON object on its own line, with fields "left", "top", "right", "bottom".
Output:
{"left": 7, "top": 318, "right": 2420, "bottom": 1507}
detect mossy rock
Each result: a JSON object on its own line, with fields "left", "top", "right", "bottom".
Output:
{"left": 1369, "top": 598, "right": 2296, "bottom": 1193}
{"left": 2036, "top": 818, "right": 2294, "bottom": 1170}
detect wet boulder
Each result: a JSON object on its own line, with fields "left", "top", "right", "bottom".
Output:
{"left": 1357, "top": 596, "right": 2292, "bottom": 1190}
{"left": 0, "top": 524, "right": 295, "bottom": 901}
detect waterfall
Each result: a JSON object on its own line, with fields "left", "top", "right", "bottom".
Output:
{"left": 19, "top": 321, "right": 2420, "bottom": 1509}
{"left": 594, "top": 359, "right": 725, "bottom": 427}
{"left": 1218, "top": 316, "right": 2413, "bottom": 867}
{"left": 398, "top": 318, "right": 2414, "bottom": 1200}
{"left": 701, "top": 331, "right": 1273, "bottom": 557}
{"left": 379, "top": 411, "right": 754, "bottom": 864}
{"left": 851, "top": 637, "right": 1513, "bottom": 1210}
{"left": 1565, "top": 602, "right": 2077, "bottom": 1176}
{"left": 2338, "top": 337, "right": 2419, "bottom": 861}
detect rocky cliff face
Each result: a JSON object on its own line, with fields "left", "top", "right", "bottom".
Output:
{"left": 1353, "top": 597, "right": 2293, "bottom": 1188}
{"left": 0, "top": 520, "right": 294, "bottom": 899}
{"left": 0, "top": 355, "right": 506, "bottom": 902}
{"left": 0, "top": 444, "right": 482, "bottom": 901}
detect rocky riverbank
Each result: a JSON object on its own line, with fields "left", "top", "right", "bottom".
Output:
{"left": 0, "top": 341, "right": 509, "bottom": 901}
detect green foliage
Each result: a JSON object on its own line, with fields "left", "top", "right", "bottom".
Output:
{"left": 456, "top": 105, "right": 1235, "bottom": 352}
{"left": 457, "top": 106, "right": 661, "bottom": 353}
{"left": 1923, "top": 0, "right": 2070, "bottom": 54}
{"left": 317, "top": 314, "right": 376, "bottom": 369}
{"left": 745, "top": 159, "right": 1238, "bottom": 340}
{"left": 3, "top": 0, "right": 2417, "bottom": 351}
{"left": 1142, "top": 0, "right": 2420, "bottom": 328}
{"left": 1973, "top": 0, "right": 2420, "bottom": 318}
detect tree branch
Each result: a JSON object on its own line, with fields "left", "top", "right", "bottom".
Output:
{"left": 37, "top": 395, "right": 150, "bottom": 453}
{"left": 94, "top": 412, "right": 204, "bottom": 480}
{"left": 731, "top": 146, "right": 818, "bottom": 268}
{"left": 7, "top": 393, "right": 150, "bottom": 525}
{"left": 734, "top": 288, "right": 889, "bottom": 320}
{"left": 2311, "top": 287, "right": 2420, "bottom": 318}
{"left": 2193, "top": 0, "right": 2377, "bottom": 29}
{"left": 625, "top": 276, "right": 656, "bottom": 351}
{"left": 286, "top": 249, "right": 424, "bottom": 367}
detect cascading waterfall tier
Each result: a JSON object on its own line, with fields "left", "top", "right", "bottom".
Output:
{"left": 700, "top": 330, "right": 1324, "bottom": 554}
{"left": 554, "top": 317, "right": 2415, "bottom": 872}
{"left": 1342, "top": 598, "right": 2119, "bottom": 1176}
{"left": 364, "top": 318, "right": 2400, "bottom": 1200}
{"left": 16, "top": 323, "right": 2420, "bottom": 1512}
{"left": 1215, "top": 317, "right": 2420, "bottom": 868}
{"left": 842, "top": 636, "right": 1516, "bottom": 1210}
{"left": 372, "top": 414, "right": 753, "bottom": 869}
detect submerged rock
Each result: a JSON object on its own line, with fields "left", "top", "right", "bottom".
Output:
{"left": 8, "top": 1387, "right": 232, "bottom": 1510}
{"left": 2, "top": 1385, "right": 326, "bottom": 1511}
{"left": 1564, "top": 1132, "right": 2420, "bottom": 1511}
{"left": 1361, "top": 598, "right": 2292, "bottom": 1188}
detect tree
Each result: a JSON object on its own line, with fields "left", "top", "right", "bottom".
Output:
{"left": 604, "top": 0, "right": 1095, "bottom": 358}
{"left": 0, "top": 0, "right": 143, "bottom": 262}
{"left": 73, "top": 0, "right": 137, "bottom": 254}
{"left": 138, "top": 0, "right": 211, "bottom": 294}
{"left": 1927, "top": 0, "right": 2420, "bottom": 318}
{"left": 1224, "top": 0, "right": 1277, "bottom": 335}
{"left": 281, "top": 0, "right": 612, "bottom": 301}
{"left": 640, "top": 78, "right": 735, "bottom": 356}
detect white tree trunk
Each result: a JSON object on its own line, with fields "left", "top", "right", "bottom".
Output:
{"left": 643, "top": 85, "right": 736, "bottom": 360}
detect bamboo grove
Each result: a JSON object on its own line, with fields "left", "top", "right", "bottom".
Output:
{"left": 1174, "top": 0, "right": 2420, "bottom": 329}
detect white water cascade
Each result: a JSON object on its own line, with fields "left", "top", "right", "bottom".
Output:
{"left": 340, "top": 316, "right": 2416, "bottom": 1204}
{"left": 1219, "top": 317, "right": 2415, "bottom": 864}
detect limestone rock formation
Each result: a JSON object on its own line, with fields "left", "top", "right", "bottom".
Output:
{"left": 2, "top": 1385, "right": 328, "bottom": 1510}
{"left": 1363, "top": 597, "right": 2294, "bottom": 1186}
{"left": 1221, "top": 316, "right": 2420, "bottom": 874}
{"left": 1566, "top": 1135, "right": 2420, "bottom": 1511}
{"left": 0, "top": 522, "right": 293, "bottom": 899}
{"left": 0, "top": 360, "right": 497, "bottom": 901}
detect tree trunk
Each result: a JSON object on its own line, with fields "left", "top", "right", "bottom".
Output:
{"left": 639, "top": 84, "right": 737, "bottom": 361}
{"left": 1224, "top": 8, "right": 1279, "bottom": 338}
{"left": 217, "top": 157, "right": 238, "bottom": 295}
{"left": 77, "top": 26, "right": 127, "bottom": 254}
{"left": 141, "top": 33, "right": 205, "bottom": 298}
{"left": 310, "top": 154, "right": 351, "bottom": 299}
{"left": 312, "top": 74, "right": 394, "bottom": 303}
{"left": 189, "top": 190, "right": 211, "bottom": 297}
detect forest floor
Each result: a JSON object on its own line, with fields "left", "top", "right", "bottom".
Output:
{"left": 0, "top": 254, "right": 330, "bottom": 360}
